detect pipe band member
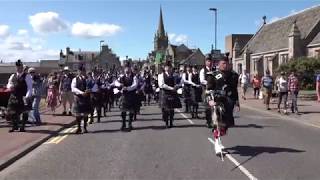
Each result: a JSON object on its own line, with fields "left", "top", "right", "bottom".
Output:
{"left": 116, "top": 63, "right": 138, "bottom": 131}
{"left": 190, "top": 66, "right": 203, "bottom": 118}
{"left": 200, "top": 54, "right": 214, "bottom": 128}
{"left": 158, "top": 61, "right": 182, "bottom": 128}
{"left": 71, "top": 65, "right": 92, "bottom": 134}
{"left": 6, "top": 60, "right": 33, "bottom": 132}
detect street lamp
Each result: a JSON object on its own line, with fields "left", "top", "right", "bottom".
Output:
{"left": 209, "top": 8, "right": 217, "bottom": 50}
{"left": 100, "top": 40, "right": 104, "bottom": 53}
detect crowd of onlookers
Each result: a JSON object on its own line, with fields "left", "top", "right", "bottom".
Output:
{"left": 238, "top": 69, "right": 320, "bottom": 115}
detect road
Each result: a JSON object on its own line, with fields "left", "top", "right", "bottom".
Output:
{"left": 1, "top": 103, "right": 320, "bottom": 180}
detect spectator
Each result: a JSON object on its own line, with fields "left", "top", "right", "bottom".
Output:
{"left": 261, "top": 70, "right": 273, "bottom": 110}
{"left": 59, "top": 67, "right": 74, "bottom": 116}
{"left": 251, "top": 74, "right": 261, "bottom": 99}
{"left": 239, "top": 69, "right": 249, "bottom": 100}
{"left": 46, "top": 72, "right": 59, "bottom": 115}
{"left": 276, "top": 72, "right": 288, "bottom": 114}
{"left": 29, "top": 68, "right": 42, "bottom": 125}
{"left": 317, "top": 72, "right": 320, "bottom": 102}
{"left": 288, "top": 70, "right": 300, "bottom": 114}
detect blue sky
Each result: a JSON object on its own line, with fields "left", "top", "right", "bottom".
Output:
{"left": 0, "top": 0, "right": 319, "bottom": 62}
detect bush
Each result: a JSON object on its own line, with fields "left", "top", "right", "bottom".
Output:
{"left": 276, "top": 57, "right": 320, "bottom": 90}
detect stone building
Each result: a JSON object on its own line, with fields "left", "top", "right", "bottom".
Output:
{"left": 148, "top": 7, "right": 205, "bottom": 73}
{"left": 232, "top": 5, "right": 320, "bottom": 76}
{"left": 225, "top": 34, "right": 253, "bottom": 61}
{"left": 59, "top": 45, "right": 121, "bottom": 71}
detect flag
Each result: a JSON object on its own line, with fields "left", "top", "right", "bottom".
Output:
{"left": 155, "top": 52, "right": 164, "bottom": 64}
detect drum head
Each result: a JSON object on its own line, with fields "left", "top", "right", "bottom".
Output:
{"left": 177, "top": 88, "right": 183, "bottom": 95}
{"left": 113, "top": 88, "right": 120, "bottom": 95}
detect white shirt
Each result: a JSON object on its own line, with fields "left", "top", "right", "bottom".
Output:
{"left": 239, "top": 73, "right": 249, "bottom": 84}
{"left": 182, "top": 72, "right": 193, "bottom": 85}
{"left": 71, "top": 76, "right": 86, "bottom": 95}
{"left": 7, "top": 72, "right": 33, "bottom": 98}
{"left": 276, "top": 76, "right": 288, "bottom": 92}
{"left": 114, "top": 74, "right": 138, "bottom": 92}
{"left": 158, "top": 72, "right": 183, "bottom": 91}
{"left": 200, "top": 67, "right": 211, "bottom": 86}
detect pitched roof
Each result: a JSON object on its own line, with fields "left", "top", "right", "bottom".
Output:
{"left": 309, "top": 31, "right": 320, "bottom": 45}
{"left": 246, "top": 5, "right": 320, "bottom": 54}
{"left": 179, "top": 49, "right": 205, "bottom": 66}
{"left": 176, "top": 44, "right": 191, "bottom": 53}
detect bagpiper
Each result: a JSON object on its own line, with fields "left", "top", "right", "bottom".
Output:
{"left": 6, "top": 60, "right": 33, "bottom": 132}
{"left": 200, "top": 55, "right": 214, "bottom": 128}
{"left": 71, "top": 65, "right": 92, "bottom": 134}
{"left": 87, "top": 70, "right": 104, "bottom": 124}
{"left": 158, "top": 61, "right": 182, "bottom": 128}
{"left": 143, "top": 67, "right": 153, "bottom": 106}
{"left": 182, "top": 65, "right": 193, "bottom": 113}
{"left": 116, "top": 63, "right": 138, "bottom": 131}
{"left": 190, "top": 66, "right": 202, "bottom": 118}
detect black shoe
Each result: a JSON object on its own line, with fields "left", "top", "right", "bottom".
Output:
{"left": 68, "top": 111, "right": 72, "bottom": 116}
{"left": 75, "top": 128, "right": 82, "bottom": 134}
{"left": 9, "top": 129, "right": 15, "bottom": 133}
{"left": 62, "top": 111, "right": 67, "bottom": 115}
{"left": 128, "top": 125, "right": 133, "bottom": 131}
{"left": 19, "top": 128, "right": 26, "bottom": 132}
{"left": 121, "top": 126, "right": 126, "bottom": 131}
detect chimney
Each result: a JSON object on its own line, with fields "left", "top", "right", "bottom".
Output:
{"left": 66, "top": 47, "right": 70, "bottom": 55}
{"left": 263, "top": 16, "right": 267, "bottom": 24}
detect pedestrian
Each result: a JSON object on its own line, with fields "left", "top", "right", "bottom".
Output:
{"left": 158, "top": 61, "right": 182, "bottom": 128}
{"left": 71, "top": 65, "right": 92, "bottom": 134}
{"left": 276, "top": 72, "right": 289, "bottom": 114}
{"left": 288, "top": 70, "right": 300, "bottom": 114}
{"left": 251, "top": 74, "right": 261, "bottom": 99}
{"left": 190, "top": 66, "right": 202, "bottom": 118}
{"left": 59, "top": 67, "right": 74, "bottom": 116}
{"left": 6, "top": 60, "right": 33, "bottom": 132}
{"left": 261, "top": 70, "right": 273, "bottom": 110}
{"left": 143, "top": 67, "right": 154, "bottom": 106}
{"left": 316, "top": 72, "right": 320, "bottom": 102}
{"left": 239, "top": 69, "right": 249, "bottom": 100}
{"left": 46, "top": 72, "right": 59, "bottom": 114}
{"left": 29, "top": 68, "right": 42, "bottom": 125}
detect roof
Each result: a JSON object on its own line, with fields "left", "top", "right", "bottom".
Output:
{"left": 179, "top": 49, "right": 205, "bottom": 66}
{"left": 309, "top": 31, "right": 320, "bottom": 45}
{"left": 176, "top": 44, "right": 191, "bottom": 53}
{"left": 246, "top": 5, "right": 320, "bottom": 54}
{"left": 39, "top": 60, "right": 59, "bottom": 68}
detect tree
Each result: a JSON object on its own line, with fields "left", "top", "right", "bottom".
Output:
{"left": 277, "top": 57, "right": 320, "bottom": 90}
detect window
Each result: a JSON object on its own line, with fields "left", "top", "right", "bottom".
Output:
{"left": 280, "top": 54, "right": 289, "bottom": 64}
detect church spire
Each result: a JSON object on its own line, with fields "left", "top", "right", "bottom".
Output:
{"left": 157, "top": 6, "right": 165, "bottom": 37}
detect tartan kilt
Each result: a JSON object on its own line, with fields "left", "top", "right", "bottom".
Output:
{"left": 7, "top": 94, "right": 24, "bottom": 115}
{"left": 160, "top": 90, "right": 182, "bottom": 110}
{"left": 191, "top": 86, "right": 203, "bottom": 104}
{"left": 120, "top": 91, "right": 138, "bottom": 112}
{"left": 91, "top": 92, "right": 103, "bottom": 107}
{"left": 73, "top": 94, "right": 92, "bottom": 115}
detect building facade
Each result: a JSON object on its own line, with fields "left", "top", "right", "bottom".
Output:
{"left": 59, "top": 45, "right": 121, "bottom": 71}
{"left": 232, "top": 5, "right": 320, "bottom": 76}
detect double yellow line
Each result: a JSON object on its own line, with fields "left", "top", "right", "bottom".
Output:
{"left": 44, "top": 126, "right": 77, "bottom": 144}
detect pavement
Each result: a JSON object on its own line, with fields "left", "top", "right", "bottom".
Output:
{"left": 0, "top": 99, "right": 320, "bottom": 179}
{"left": 0, "top": 105, "right": 75, "bottom": 171}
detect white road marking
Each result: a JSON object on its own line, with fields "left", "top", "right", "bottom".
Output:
{"left": 176, "top": 109, "right": 194, "bottom": 124}
{"left": 208, "top": 137, "right": 258, "bottom": 180}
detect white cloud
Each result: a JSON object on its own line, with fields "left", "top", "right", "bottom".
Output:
{"left": 168, "top": 33, "right": 176, "bottom": 42}
{"left": 0, "top": 25, "right": 10, "bottom": 38}
{"left": 17, "top": 29, "right": 28, "bottom": 36}
{"left": 168, "top": 33, "right": 188, "bottom": 44}
{"left": 71, "top": 22, "right": 122, "bottom": 38}
{"left": 175, "top": 34, "right": 188, "bottom": 44}
{"left": 29, "top": 12, "right": 68, "bottom": 33}
{"left": 0, "top": 30, "right": 59, "bottom": 62}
